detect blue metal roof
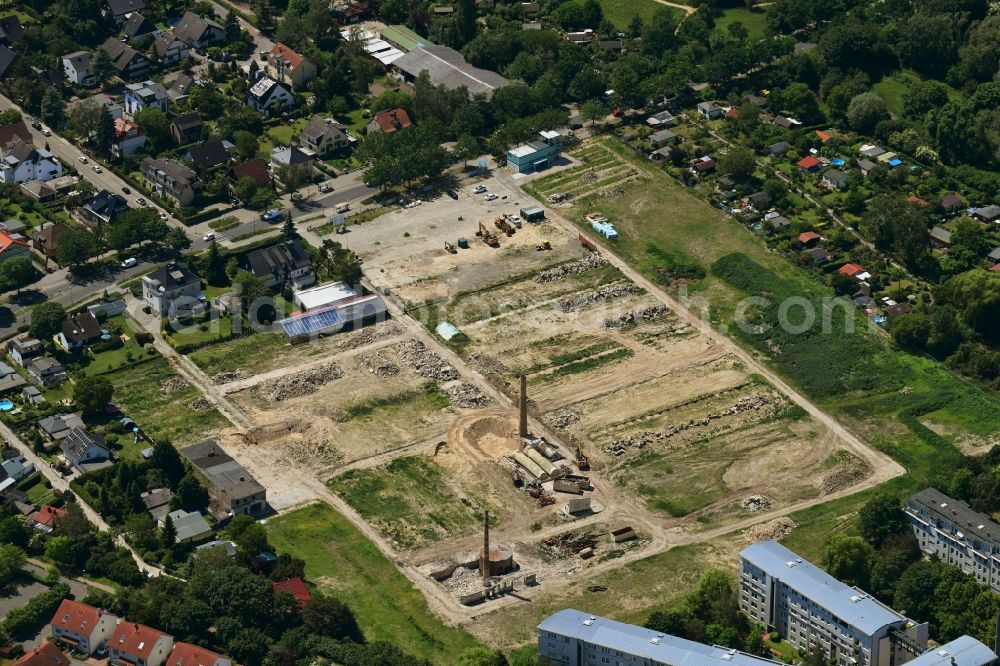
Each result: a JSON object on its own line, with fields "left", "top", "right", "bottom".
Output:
{"left": 908, "top": 636, "right": 998, "bottom": 665}
{"left": 741, "top": 541, "right": 908, "bottom": 636}
{"left": 538, "top": 609, "right": 783, "bottom": 665}
{"left": 277, "top": 307, "right": 342, "bottom": 339}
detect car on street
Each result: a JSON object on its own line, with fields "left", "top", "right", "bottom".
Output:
{"left": 78, "top": 156, "right": 88, "bottom": 164}
{"left": 159, "top": 211, "right": 168, "bottom": 220}
{"left": 319, "top": 181, "right": 333, "bottom": 193}
{"left": 136, "top": 197, "right": 147, "bottom": 206}
{"left": 472, "top": 184, "right": 487, "bottom": 194}
{"left": 92, "top": 165, "right": 102, "bottom": 173}
{"left": 40, "top": 126, "right": 51, "bottom": 136}
{"left": 447, "top": 189, "right": 459, "bottom": 199}
{"left": 484, "top": 193, "right": 498, "bottom": 201}
{"left": 261, "top": 209, "right": 282, "bottom": 222}
{"left": 203, "top": 231, "right": 215, "bottom": 241}
{"left": 122, "top": 186, "right": 131, "bottom": 194}
{"left": 120, "top": 257, "right": 137, "bottom": 268}
{"left": 30, "top": 120, "right": 41, "bottom": 130}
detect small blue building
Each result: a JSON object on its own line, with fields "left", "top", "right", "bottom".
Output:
{"left": 506, "top": 131, "right": 562, "bottom": 174}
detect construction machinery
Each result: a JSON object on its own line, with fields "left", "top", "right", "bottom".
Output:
{"left": 494, "top": 215, "right": 514, "bottom": 237}
{"left": 536, "top": 241, "right": 552, "bottom": 251}
{"left": 444, "top": 241, "right": 457, "bottom": 254}
{"left": 476, "top": 221, "right": 499, "bottom": 247}
{"left": 575, "top": 444, "right": 590, "bottom": 471}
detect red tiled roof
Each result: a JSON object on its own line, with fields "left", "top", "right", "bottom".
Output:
{"left": 111, "top": 623, "right": 171, "bottom": 660}
{"left": 0, "top": 229, "right": 28, "bottom": 252}
{"left": 694, "top": 159, "right": 716, "bottom": 171}
{"left": 371, "top": 108, "right": 412, "bottom": 133}
{"left": 797, "top": 156, "right": 821, "bottom": 169}
{"left": 273, "top": 577, "right": 311, "bottom": 609}
{"left": 990, "top": 262, "right": 1000, "bottom": 272}
{"left": 166, "top": 642, "right": 226, "bottom": 666}
{"left": 30, "top": 505, "right": 65, "bottom": 527}
{"left": 724, "top": 107, "right": 738, "bottom": 119}
{"left": 798, "top": 231, "right": 821, "bottom": 244}
{"left": 230, "top": 158, "right": 270, "bottom": 187}
{"left": 114, "top": 117, "right": 143, "bottom": 139}
{"left": 268, "top": 43, "right": 306, "bottom": 71}
{"left": 839, "top": 263, "right": 864, "bottom": 276}
{"left": 906, "top": 194, "right": 929, "bottom": 207}
{"left": 815, "top": 130, "right": 832, "bottom": 143}
{"left": 15, "top": 642, "right": 69, "bottom": 666}
{"left": 51, "top": 600, "right": 106, "bottom": 635}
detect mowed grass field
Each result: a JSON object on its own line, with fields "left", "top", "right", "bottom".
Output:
{"left": 597, "top": 0, "right": 685, "bottom": 30}
{"left": 265, "top": 502, "right": 480, "bottom": 660}
{"left": 714, "top": 7, "right": 768, "bottom": 38}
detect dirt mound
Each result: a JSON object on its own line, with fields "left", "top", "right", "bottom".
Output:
{"left": 397, "top": 339, "right": 459, "bottom": 381}
{"left": 743, "top": 517, "right": 796, "bottom": 542}
{"left": 821, "top": 454, "right": 873, "bottom": 493}
{"left": 257, "top": 362, "right": 344, "bottom": 401}
{"left": 241, "top": 417, "right": 345, "bottom": 471}
{"left": 187, "top": 397, "right": 213, "bottom": 412}
{"left": 546, "top": 410, "right": 581, "bottom": 429}
{"left": 533, "top": 254, "right": 608, "bottom": 284}
{"left": 446, "top": 382, "right": 491, "bottom": 408}
{"left": 742, "top": 495, "right": 772, "bottom": 512}
{"left": 212, "top": 370, "right": 249, "bottom": 384}
{"left": 603, "top": 305, "right": 670, "bottom": 329}
{"left": 160, "top": 377, "right": 188, "bottom": 394}
{"left": 468, "top": 352, "right": 507, "bottom": 376}
{"left": 359, "top": 351, "right": 399, "bottom": 376}
{"left": 337, "top": 320, "right": 403, "bottom": 351}
{"left": 451, "top": 413, "right": 520, "bottom": 459}
{"left": 557, "top": 282, "right": 642, "bottom": 313}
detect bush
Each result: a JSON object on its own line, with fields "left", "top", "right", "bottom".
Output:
{"left": 1, "top": 583, "right": 71, "bottom": 638}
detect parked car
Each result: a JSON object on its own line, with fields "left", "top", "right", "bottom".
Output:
{"left": 484, "top": 193, "right": 498, "bottom": 201}
{"left": 319, "top": 181, "right": 333, "bottom": 193}
{"left": 30, "top": 120, "right": 41, "bottom": 130}
{"left": 122, "top": 186, "right": 131, "bottom": 194}
{"left": 121, "top": 257, "right": 137, "bottom": 268}
{"left": 92, "top": 165, "right": 102, "bottom": 173}
{"left": 472, "top": 184, "right": 487, "bottom": 194}
{"left": 203, "top": 231, "right": 215, "bottom": 241}
{"left": 136, "top": 197, "right": 147, "bottom": 206}
{"left": 159, "top": 211, "right": 168, "bottom": 220}
{"left": 447, "top": 189, "right": 459, "bottom": 200}
{"left": 39, "top": 126, "right": 51, "bottom": 136}
{"left": 78, "top": 156, "right": 88, "bottom": 164}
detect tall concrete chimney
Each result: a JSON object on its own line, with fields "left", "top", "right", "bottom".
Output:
{"left": 481, "top": 510, "right": 490, "bottom": 583}
{"left": 518, "top": 375, "right": 528, "bottom": 438}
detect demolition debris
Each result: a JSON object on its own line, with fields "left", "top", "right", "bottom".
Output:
{"left": 397, "top": 339, "right": 459, "bottom": 381}
{"left": 557, "top": 282, "right": 642, "bottom": 313}
{"left": 533, "top": 254, "right": 608, "bottom": 284}
{"left": 257, "top": 362, "right": 345, "bottom": 401}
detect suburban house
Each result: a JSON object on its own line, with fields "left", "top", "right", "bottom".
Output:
{"left": 0, "top": 120, "right": 29, "bottom": 149}
{"left": 55, "top": 312, "right": 101, "bottom": 352}
{"left": 109, "top": 623, "right": 174, "bottom": 666}
{"left": 27, "top": 355, "right": 66, "bottom": 387}
{"left": 159, "top": 509, "right": 211, "bottom": 543}
{"left": 80, "top": 190, "right": 128, "bottom": 229}
{"left": 169, "top": 111, "right": 202, "bottom": 145}
{"left": 50, "top": 600, "right": 119, "bottom": 655}
{"left": 941, "top": 192, "right": 964, "bottom": 214}
{"left": 691, "top": 156, "right": 716, "bottom": 175}
{"left": 857, "top": 158, "right": 877, "bottom": 177}
{"left": 61, "top": 427, "right": 113, "bottom": 474}
{"left": 930, "top": 226, "right": 953, "bottom": 247}
{"left": 649, "top": 129, "right": 678, "bottom": 149}
{"left": 839, "top": 262, "right": 871, "bottom": 281}
{"left": 61, "top": 51, "right": 96, "bottom": 86}
{"left": 185, "top": 140, "right": 231, "bottom": 171}
{"left": 821, "top": 168, "right": 848, "bottom": 189}
{"left": 0, "top": 45, "right": 18, "bottom": 80}
{"left": 0, "top": 230, "right": 30, "bottom": 262}
{"left": 165, "top": 644, "right": 232, "bottom": 666}
{"left": 28, "top": 505, "right": 65, "bottom": 532}
{"left": 140, "top": 158, "right": 201, "bottom": 206}
{"left": 797, "top": 155, "right": 821, "bottom": 172}
{"left": 646, "top": 110, "right": 674, "bottom": 127}
{"left": 245, "top": 239, "right": 315, "bottom": 289}
{"left": 0, "top": 140, "right": 62, "bottom": 184}
{"left": 166, "top": 74, "right": 194, "bottom": 103}
{"left": 38, "top": 413, "right": 84, "bottom": 442}
{"left": 0, "top": 15, "right": 23, "bottom": 46}
{"left": 366, "top": 107, "right": 411, "bottom": 134}
{"left": 153, "top": 31, "right": 190, "bottom": 66}
{"left": 7, "top": 334, "right": 42, "bottom": 366}
{"left": 112, "top": 117, "right": 145, "bottom": 158}
{"left": 140, "top": 487, "right": 172, "bottom": 521}
{"left": 270, "top": 145, "right": 313, "bottom": 178}
{"left": 14, "top": 642, "right": 69, "bottom": 666}
{"left": 766, "top": 141, "right": 791, "bottom": 156}
{"left": 807, "top": 247, "right": 832, "bottom": 264}
{"left": 173, "top": 11, "right": 224, "bottom": 50}
{"left": 266, "top": 43, "right": 317, "bottom": 88}
{"left": 696, "top": 101, "right": 722, "bottom": 119}
{"left": 299, "top": 116, "right": 350, "bottom": 157}
{"left": 246, "top": 76, "right": 293, "bottom": 115}
{"left": 106, "top": 0, "right": 145, "bottom": 21}
{"left": 798, "top": 231, "right": 821, "bottom": 247}
{"left": 122, "top": 12, "right": 158, "bottom": 40}
{"left": 124, "top": 80, "right": 168, "bottom": 117}
{"left": 273, "top": 577, "right": 311, "bottom": 611}
{"left": 1, "top": 453, "right": 33, "bottom": 482}
{"left": 228, "top": 158, "right": 270, "bottom": 190}
{"left": 507, "top": 130, "right": 562, "bottom": 174}
{"left": 0, "top": 360, "right": 25, "bottom": 395}
{"left": 182, "top": 439, "right": 267, "bottom": 519}
{"left": 972, "top": 205, "right": 1000, "bottom": 223}
{"left": 101, "top": 38, "right": 150, "bottom": 79}
{"left": 141, "top": 262, "right": 203, "bottom": 317}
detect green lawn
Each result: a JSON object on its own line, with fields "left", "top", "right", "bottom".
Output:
{"left": 165, "top": 315, "right": 237, "bottom": 348}
{"left": 874, "top": 71, "right": 964, "bottom": 116}
{"left": 266, "top": 118, "right": 307, "bottom": 147}
{"left": 187, "top": 332, "right": 287, "bottom": 375}
{"left": 265, "top": 502, "right": 481, "bottom": 661}
{"left": 714, "top": 7, "right": 769, "bottom": 38}
{"left": 596, "top": 0, "right": 685, "bottom": 30}
{"left": 84, "top": 315, "right": 149, "bottom": 374}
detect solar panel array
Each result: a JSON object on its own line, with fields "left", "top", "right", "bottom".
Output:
{"left": 278, "top": 307, "right": 343, "bottom": 338}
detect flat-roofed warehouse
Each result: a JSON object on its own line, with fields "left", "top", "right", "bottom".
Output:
{"left": 392, "top": 45, "right": 509, "bottom": 99}
{"left": 182, "top": 439, "right": 267, "bottom": 520}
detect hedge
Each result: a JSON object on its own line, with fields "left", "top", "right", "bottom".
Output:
{"left": 2, "top": 583, "right": 71, "bottom": 638}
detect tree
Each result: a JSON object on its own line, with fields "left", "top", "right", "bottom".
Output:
{"left": 133, "top": 108, "right": 171, "bottom": 153}
{"left": 29, "top": 301, "right": 66, "bottom": 340}
{"left": 281, "top": 212, "right": 297, "bottom": 241}
{"left": 44, "top": 536, "right": 76, "bottom": 569}
{"left": 941, "top": 269, "right": 1000, "bottom": 344}
{"left": 223, "top": 11, "right": 241, "bottom": 42}
{"left": 775, "top": 83, "right": 821, "bottom": 124}
{"left": 205, "top": 241, "right": 227, "bottom": 287}
{"left": 232, "top": 131, "right": 260, "bottom": 162}
{"left": 92, "top": 48, "right": 114, "bottom": 84}
{"left": 641, "top": 8, "right": 677, "bottom": 55}
{"left": 165, "top": 228, "right": 192, "bottom": 256}
{"left": 456, "top": 647, "right": 508, "bottom": 666}
{"left": 0, "top": 257, "right": 36, "bottom": 293}
{"left": 68, "top": 101, "right": 103, "bottom": 142}
{"left": 150, "top": 441, "right": 186, "bottom": 489}
{"left": 926, "top": 305, "right": 965, "bottom": 358}
{"left": 0, "top": 108, "right": 20, "bottom": 125}
{"left": 160, "top": 513, "right": 177, "bottom": 547}
{"left": 859, "top": 495, "right": 908, "bottom": 547}
{"left": 302, "top": 593, "right": 363, "bottom": 642}
{"left": 902, "top": 80, "right": 950, "bottom": 120}
{"left": 174, "top": 473, "right": 210, "bottom": 512}
{"left": 891, "top": 311, "right": 930, "bottom": 352}
{"left": 235, "top": 176, "right": 259, "bottom": 204}
{"left": 455, "top": 0, "right": 477, "bottom": 46}
{"left": 0, "top": 543, "right": 26, "bottom": 585}
{"left": 453, "top": 133, "right": 479, "bottom": 167}
{"left": 824, "top": 535, "right": 873, "bottom": 589}
{"left": 40, "top": 88, "right": 64, "bottom": 128}
{"left": 896, "top": 14, "right": 958, "bottom": 78}
{"left": 56, "top": 226, "right": 99, "bottom": 267}
{"left": 189, "top": 564, "right": 276, "bottom": 626}
{"left": 579, "top": 99, "right": 607, "bottom": 127}
{"left": 124, "top": 514, "right": 160, "bottom": 553}
{"left": 846, "top": 92, "right": 886, "bottom": 133}
{"left": 718, "top": 147, "right": 756, "bottom": 181}
{"left": 74, "top": 376, "right": 114, "bottom": 413}
{"left": 95, "top": 106, "right": 115, "bottom": 157}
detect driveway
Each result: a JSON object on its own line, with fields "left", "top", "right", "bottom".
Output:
{"left": 0, "top": 579, "right": 48, "bottom": 619}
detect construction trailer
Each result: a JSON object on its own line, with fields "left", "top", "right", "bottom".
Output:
{"left": 520, "top": 206, "right": 545, "bottom": 222}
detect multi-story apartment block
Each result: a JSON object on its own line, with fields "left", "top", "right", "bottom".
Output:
{"left": 739, "top": 541, "right": 928, "bottom": 666}
{"left": 907, "top": 636, "right": 998, "bottom": 666}
{"left": 904, "top": 488, "right": 1000, "bottom": 591}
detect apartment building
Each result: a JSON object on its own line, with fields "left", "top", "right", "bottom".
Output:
{"left": 904, "top": 488, "right": 1000, "bottom": 592}
{"left": 537, "top": 609, "right": 784, "bottom": 666}
{"left": 739, "top": 541, "right": 928, "bottom": 666}
{"left": 907, "top": 636, "right": 998, "bottom": 666}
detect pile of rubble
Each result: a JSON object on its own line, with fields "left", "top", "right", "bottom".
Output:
{"left": 580, "top": 171, "right": 598, "bottom": 183}
{"left": 603, "top": 305, "right": 670, "bottom": 329}
{"left": 211, "top": 370, "right": 249, "bottom": 385}
{"left": 187, "top": 397, "right": 213, "bottom": 412}
{"left": 821, "top": 455, "right": 872, "bottom": 493}
{"left": 359, "top": 351, "right": 399, "bottom": 377}
{"left": 258, "top": 362, "right": 344, "bottom": 401}
{"left": 604, "top": 392, "right": 780, "bottom": 454}
{"left": 546, "top": 410, "right": 581, "bottom": 430}
{"left": 160, "top": 377, "right": 188, "bottom": 394}
{"left": 605, "top": 187, "right": 625, "bottom": 198}
{"left": 337, "top": 320, "right": 403, "bottom": 351}
{"left": 533, "top": 254, "right": 608, "bottom": 284}
{"left": 468, "top": 352, "right": 506, "bottom": 376}
{"left": 446, "top": 382, "right": 491, "bottom": 408}
{"left": 743, "top": 517, "right": 796, "bottom": 543}
{"left": 742, "top": 495, "right": 772, "bottom": 513}
{"left": 557, "top": 282, "right": 642, "bottom": 313}
{"left": 397, "top": 339, "right": 459, "bottom": 381}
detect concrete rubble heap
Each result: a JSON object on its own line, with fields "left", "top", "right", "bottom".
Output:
{"left": 212, "top": 370, "right": 250, "bottom": 384}
{"left": 359, "top": 350, "right": 399, "bottom": 377}
{"left": 743, "top": 516, "right": 796, "bottom": 542}
{"left": 468, "top": 352, "right": 507, "bottom": 376}
{"left": 546, "top": 409, "right": 581, "bottom": 429}
{"left": 187, "top": 397, "right": 213, "bottom": 412}
{"left": 337, "top": 320, "right": 403, "bottom": 350}
{"left": 533, "top": 254, "right": 608, "bottom": 284}
{"left": 742, "top": 495, "right": 772, "bottom": 512}
{"left": 445, "top": 382, "right": 491, "bottom": 408}
{"left": 603, "top": 304, "right": 670, "bottom": 329}
{"left": 396, "top": 339, "right": 459, "bottom": 381}
{"left": 557, "top": 282, "right": 642, "bottom": 313}
{"left": 160, "top": 376, "right": 189, "bottom": 393}
{"left": 258, "top": 362, "right": 345, "bottom": 401}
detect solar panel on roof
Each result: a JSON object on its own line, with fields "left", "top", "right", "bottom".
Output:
{"left": 278, "top": 308, "right": 343, "bottom": 338}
